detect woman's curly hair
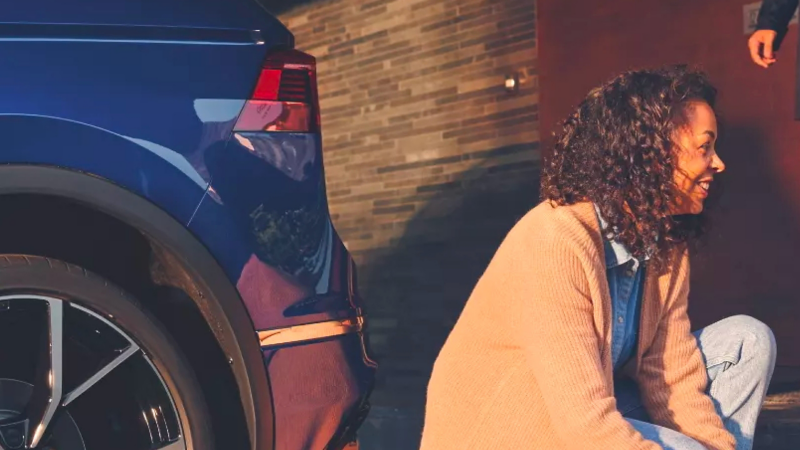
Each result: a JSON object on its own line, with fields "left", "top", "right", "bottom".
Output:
{"left": 541, "top": 65, "right": 718, "bottom": 263}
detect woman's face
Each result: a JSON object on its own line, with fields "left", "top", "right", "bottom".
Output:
{"left": 671, "top": 101, "right": 725, "bottom": 215}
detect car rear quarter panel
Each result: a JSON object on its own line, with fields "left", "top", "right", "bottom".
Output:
{"left": 0, "top": 11, "right": 376, "bottom": 449}
{"left": 0, "top": 23, "right": 276, "bottom": 221}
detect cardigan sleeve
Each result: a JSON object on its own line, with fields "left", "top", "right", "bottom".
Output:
{"left": 636, "top": 254, "right": 736, "bottom": 450}
{"left": 501, "top": 213, "right": 663, "bottom": 450}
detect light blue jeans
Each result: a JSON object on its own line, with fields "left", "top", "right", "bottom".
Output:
{"left": 614, "top": 315, "right": 777, "bottom": 450}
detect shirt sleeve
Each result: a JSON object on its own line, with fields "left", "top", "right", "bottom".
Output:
{"left": 757, "top": 0, "right": 799, "bottom": 33}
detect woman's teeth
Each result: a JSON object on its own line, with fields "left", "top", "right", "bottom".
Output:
{"left": 698, "top": 181, "right": 710, "bottom": 191}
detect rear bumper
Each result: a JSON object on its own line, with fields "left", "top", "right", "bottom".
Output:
{"left": 327, "top": 396, "right": 371, "bottom": 450}
{"left": 261, "top": 329, "right": 376, "bottom": 450}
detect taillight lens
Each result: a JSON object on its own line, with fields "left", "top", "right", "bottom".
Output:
{"left": 234, "top": 49, "right": 320, "bottom": 133}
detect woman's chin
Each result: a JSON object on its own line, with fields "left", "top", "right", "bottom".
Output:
{"left": 670, "top": 202, "right": 704, "bottom": 216}
{"left": 688, "top": 201, "right": 705, "bottom": 215}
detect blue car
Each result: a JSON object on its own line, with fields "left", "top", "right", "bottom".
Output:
{"left": 0, "top": 1, "right": 376, "bottom": 449}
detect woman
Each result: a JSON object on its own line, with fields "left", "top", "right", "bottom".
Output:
{"left": 420, "top": 66, "right": 776, "bottom": 450}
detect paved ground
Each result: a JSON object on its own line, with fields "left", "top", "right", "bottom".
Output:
{"left": 754, "top": 387, "right": 800, "bottom": 449}
{"left": 359, "top": 406, "right": 424, "bottom": 450}
{"left": 358, "top": 388, "right": 800, "bottom": 450}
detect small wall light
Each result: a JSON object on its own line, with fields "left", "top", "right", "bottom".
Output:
{"left": 504, "top": 73, "right": 520, "bottom": 93}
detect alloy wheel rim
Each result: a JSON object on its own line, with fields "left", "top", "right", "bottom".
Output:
{"left": 0, "top": 294, "right": 186, "bottom": 450}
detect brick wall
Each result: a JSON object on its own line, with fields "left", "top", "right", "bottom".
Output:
{"left": 278, "top": 0, "right": 538, "bottom": 411}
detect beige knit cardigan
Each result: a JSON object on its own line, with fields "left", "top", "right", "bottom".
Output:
{"left": 420, "top": 202, "right": 735, "bottom": 450}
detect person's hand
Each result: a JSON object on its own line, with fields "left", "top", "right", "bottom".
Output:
{"left": 748, "top": 29, "right": 779, "bottom": 68}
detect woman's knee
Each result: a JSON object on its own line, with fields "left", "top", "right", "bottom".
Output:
{"left": 723, "top": 315, "right": 777, "bottom": 370}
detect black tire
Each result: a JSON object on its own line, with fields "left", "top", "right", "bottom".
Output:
{"left": 0, "top": 254, "right": 214, "bottom": 450}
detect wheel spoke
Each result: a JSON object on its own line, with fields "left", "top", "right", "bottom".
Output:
{"left": 0, "top": 295, "right": 187, "bottom": 449}
{"left": 62, "top": 344, "right": 139, "bottom": 407}
{"left": 26, "top": 298, "right": 64, "bottom": 448}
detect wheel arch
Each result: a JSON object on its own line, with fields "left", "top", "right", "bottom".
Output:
{"left": 0, "top": 165, "right": 273, "bottom": 450}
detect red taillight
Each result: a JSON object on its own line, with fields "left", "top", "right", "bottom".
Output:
{"left": 234, "top": 49, "right": 320, "bottom": 133}
{"left": 252, "top": 69, "right": 281, "bottom": 100}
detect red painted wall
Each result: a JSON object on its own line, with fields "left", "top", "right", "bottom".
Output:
{"left": 539, "top": 0, "right": 800, "bottom": 367}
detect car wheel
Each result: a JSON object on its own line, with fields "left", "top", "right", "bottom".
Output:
{"left": 0, "top": 255, "right": 214, "bottom": 450}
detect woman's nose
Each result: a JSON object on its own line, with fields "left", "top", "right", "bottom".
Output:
{"left": 711, "top": 153, "right": 726, "bottom": 173}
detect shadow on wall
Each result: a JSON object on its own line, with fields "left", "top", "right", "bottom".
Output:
{"left": 357, "top": 153, "right": 540, "bottom": 449}
{"left": 689, "top": 122, "right": 800, "bottom": 449}
{"left": 691, "top": 122, "right": 800, "bottom": 377}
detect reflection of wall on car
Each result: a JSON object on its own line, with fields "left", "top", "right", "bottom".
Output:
{"left": 276, "top": 0, "right": 539, "bottom": 413}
